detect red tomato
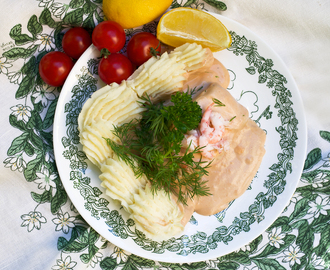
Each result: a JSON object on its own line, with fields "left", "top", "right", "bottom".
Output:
{"left": 39, "top": 51, "right": 74, "bottom": 87}
{"left": 126, "top": 32, "right": 161, "bottom": 66}
{"left": 62, "top": 27, "right": 92, "bottom": 59}
{"left": 98, "top": 53, "right": 133, "bottom": 85}
{"left": 92, "top": 21, "right": 126, "bottom": 53}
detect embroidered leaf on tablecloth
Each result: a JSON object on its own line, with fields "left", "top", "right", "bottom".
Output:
{"left": 39, "top": 8, "right": 56, "bottom": 28}
{"left": 21, "top": 56, "right": 37, "bottom": 75}
{"left": 7, "top": 132, "right": 30, "bottom": 155}
{"left": 27, "top": 15, "right": 42, "bottom": 37}
{"left": 9, "top": 24, "right": 34, "bottom": 45}
{"left": 69, "top": 0, "right": 85, "bottom": 9}
{"left": 220, "top": 250, "right": 251, "bottom": 265}
{"left": 295, "top": 220, "right": 314, "bottom": 257}
{"left": 217, "top": 261, "right": 240, "bottom": 270}
{"left": 43, "top": 98, "right": 58, "bottom": 130}
{"left": 51, "top": 185, "right": 68, "bottom": 214}
{"left": 320, "top": 130, "right": 330, "bottom": 143}
{"left": 82, "top": 12, "right": 96, "bottom": 28}
{"left": 203, "top": 0, "right": 227, "bottom": 11}
{"left": 31, "top": 190, "right": 52, "bottom": 204}
{"left": 267, "top": 216, "right": 291, "bottom": 232}
{"left": 304, "top": 147, "right": 322, "bottom": 170}
{"left": 9, "top": 114, "right": 27, "bottom": 132}
{"left": 63, "top": 8, "right": 84, "bottom": 25}
{"left": 124, "top": 254, "right": 156, "bottom": 269}
{"left": 80, "top": 228, "right": 100, "bottom": 264}
{"left": 2, "top": 45, "right": 38, "bottom": 60}
{"left": 24, "top": 143, "right": 35, "bottom": 156}
{"left": 248, "top": 234, "right": 263, "bottom": 253}
{"left": 27, "top": 112, "right": 43, "bottom": 131}
{"left": 83, "top": 0, "right": 97, "bottom": 14}
{"left": 289, "top": 197, "right": 311, "bottom": 221}
{"left": 24, "top": 155, "right": 42, "bottom": 182}
{"left": 252, "top": 258, "right": 286, "bottom": 270}
{"left": 100, "top": 257, "right": 117, "bottom": 270}
{"left": 15, "top": 75, "right": 35, "bottom": 99}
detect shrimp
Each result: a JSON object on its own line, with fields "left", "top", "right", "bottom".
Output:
{"left": 199, "top": 103, "right": 226, "bottom": 144}
{"left": 182, "top": 130, "right": 200, "bottom": 151}
{"left": 198, "top": 103, "right": 228, "bottom": 158}
{"left": 185, "top": 102, "right": 228, "bottom": 159}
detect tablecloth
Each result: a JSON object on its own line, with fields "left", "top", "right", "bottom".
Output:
{"left": 1, "top": 0, "right": 330, "bottom": 269}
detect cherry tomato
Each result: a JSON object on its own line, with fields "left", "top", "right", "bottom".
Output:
{"left": 39, "top": 51, "right": 74, "bottom": 87}
{"left": 62, "top": 27, "right": 92, "bottom": 59}
{"left": 92, "top": 21, "right": 126, "bottom": 53}
{"left": 126, "top": 32, "right": 161, "bottom": 66}
{"left": 98, "top": 53, "right": 133, "bottom": 85}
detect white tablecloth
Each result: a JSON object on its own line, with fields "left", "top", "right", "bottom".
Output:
{"left": 1, "top": 0, "right": 330, "bottom": 269}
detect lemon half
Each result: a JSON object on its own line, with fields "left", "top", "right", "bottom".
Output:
{"left": 157, "top": 7, "right": 232, "bottom": 52}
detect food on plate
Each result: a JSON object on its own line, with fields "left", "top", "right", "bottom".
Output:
{"left": 79, "top": 43, "right": 211, "bottom": 167}
{"left": 91, "top": 21, "right": 136, "bottom": 85}
{"left": 78, "top": 81, "right": 144, "bottom": 166}
{"left": 78, "top": 43, "right": 266, "bottom": 240}
{"left": 129, "top": 182, "right": 184, "bottom": 239}
{"left": 102, "top": 0, "right": 172, "bottom": 29}
{"left": 182, "top": 85, "right": 266, "bottom": 216}
{"left": 127, "top": 32, "right": 161, "bottom": 66}
{"left": 62, "top": 27, "right": 92, "bottom": 59}
{"left": 100, "top": 156, "right": 148, "bottom": 212}
{"left": 92, "top": 21, "right": 126, "bottom": 53}
{"left": 157, "top": 7, "right": 232, "bottom": 52}
{"left": 127, "top": 43, "right": 213, "bottom": 100}
{"left": 39, "top": 51, "right": 74, "bottom": 87}
{"left": 98, "top": 53, "right": 134, "bottom": 85}
{"left": 104, "top": 90, "right": 211, "bottom": 205}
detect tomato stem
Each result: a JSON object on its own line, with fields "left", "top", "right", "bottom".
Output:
{"left": 149, "top": 41, "right": 161, "bottom": 58}
{"left": 100, "top": 48, "right": 111, "bottom": 59}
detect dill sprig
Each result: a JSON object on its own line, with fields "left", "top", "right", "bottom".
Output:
{"left": 212, "top": 98, "right": 225, "bottom": 107}
{"left": 104, "top": 90, "right": 212, "bottom": 204}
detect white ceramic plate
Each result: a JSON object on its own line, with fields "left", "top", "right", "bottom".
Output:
{"left": 53, "top": 13, "right": 307, "bottom": 263}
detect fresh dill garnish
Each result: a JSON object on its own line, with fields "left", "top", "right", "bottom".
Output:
{"left": 105, "top": 90, "right": 212, "bottom": 204}
{"left": 186, "top": 85, "right": 203, "bottom": 96}
{"left": 212, "top": 98, "right": 225, "bottom": 107}
{"left": 229, "top": 116, "right": 236, "bottom": 122}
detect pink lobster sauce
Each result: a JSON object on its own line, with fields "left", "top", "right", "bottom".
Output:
{"left": 178, "top": 58, "right": 266, "bottom": 225}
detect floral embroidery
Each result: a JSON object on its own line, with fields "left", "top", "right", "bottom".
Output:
{"left": 52, "top": 255, "right": 77, "bottom": 270}
{"left": 110, "top": 247, "right": 130, "bottom": 264}
{"left": 282, "top": 245, "right": 304, "bottom": 267}
{"left": 32, "top": 84, "right": 57, "bottom": 107}
{"left": 10, "top": 104, "right": 32, "bottom": 122}
{"left": 4, "top": 155, "right": 26, "bottom": 172}
{"left": 35, "top": 34, "right": 56, "bottom": 52}
{"left": 52, "top": 212, "right": 75, "bottom": 234}
{"left": 34, "top": 165, "right": 57, "bottom": 192}
{"left": 21, "top": 211, "right": 47, "bottom": 232}
{"left": 307, "top": 195, "right": 330, "bottom": 219}
{"left": 268, "top": 227, "right": 286, "bottom": 248}
{"left": 0, "top": 56, "right": 12, "bottom": 74}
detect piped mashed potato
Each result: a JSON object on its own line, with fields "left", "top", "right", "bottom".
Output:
{"left": 78, "top": 43, "right": 266, "bottom": 241}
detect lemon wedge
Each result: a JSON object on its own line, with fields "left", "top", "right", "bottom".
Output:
{"left": 157, "top": 7, "right": 232, "bottom": 52}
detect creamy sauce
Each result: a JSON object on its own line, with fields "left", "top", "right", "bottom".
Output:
{"left": 182, "top": 58, "right": 230, "bottom": 91}
{"left": 179, "top": 61, "right": 266, "bottom": 225}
